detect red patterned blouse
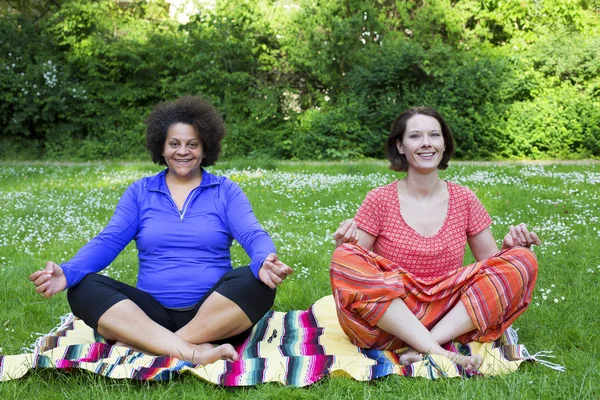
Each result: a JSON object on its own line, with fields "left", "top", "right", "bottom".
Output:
{"left": 354, "top": 180, "right": 492, "bottom": 281}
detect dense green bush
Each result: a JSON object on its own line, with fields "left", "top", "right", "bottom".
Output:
{"left": 1, "top": 0, "right": 599, "bottom": 161}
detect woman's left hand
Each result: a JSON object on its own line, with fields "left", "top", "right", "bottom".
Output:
{"left": 502, "top": 223, "right": 541, "bottom": 250}
{"left": 258, "top": 253, "right": 294, "bottom": 289}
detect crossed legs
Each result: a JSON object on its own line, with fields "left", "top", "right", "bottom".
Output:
{"left": 68, "top": 267, "right": 275, "bottom": 365}
{"left": 377, "top": 298, "right": 482, "bottom": 369}
{"left": 331, "top": 245, "right": 539, "bottom": 371}
{"left": 96, "top": 296, "right": 242, "bottom": 364}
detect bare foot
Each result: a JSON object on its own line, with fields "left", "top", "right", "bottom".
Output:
{"left": 185, "top": 343, "right": 239, "bottom": 365}
{"left": 113, "top": 340, "right": 239, "bottom": 365}
{"left": 447, "top": 352, "right": 483, "bottom": 371}
{"left": 398, "top": 347, "right": 423, "bottom": 366}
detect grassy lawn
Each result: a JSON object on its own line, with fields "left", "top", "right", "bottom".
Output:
{"left": 0, "top": 161, "right": 598, "bottom": 399}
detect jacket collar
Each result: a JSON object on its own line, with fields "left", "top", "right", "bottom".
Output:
{"left": 145, "top": 168, "right": 221, "bottom": 192}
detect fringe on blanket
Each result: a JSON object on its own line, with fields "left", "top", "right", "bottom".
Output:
{"left": 523, "top": 351, "right": 566, "bottom": 372}
{"left": 501, "top": 327, "right": 566, "bottom": 372}
{"left": 22, "top": 313, "right": 76, "bottom": 354}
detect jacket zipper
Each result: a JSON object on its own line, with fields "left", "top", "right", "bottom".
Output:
{"left": 158, "top": 187, "right": 199, "bottom": 221}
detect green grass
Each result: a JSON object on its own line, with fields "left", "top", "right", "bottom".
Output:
{"left": 1, "top": 161, "right": 599, "bottom": 399}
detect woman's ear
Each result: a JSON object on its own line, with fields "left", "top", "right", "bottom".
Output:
{"left": 396, "top": 139, "right": 404, "bottom": 155}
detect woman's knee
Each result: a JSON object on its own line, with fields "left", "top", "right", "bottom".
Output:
{"left": 236, "top": 267, "right": 276, "bottom": 301}
{"left": 217, "top": 267, "right": 276, "bottom": 321}
{"left": 247, "top": 269, "right": 276, "bottom": 309}
{"left": 332, "top": 243, "right": 364, "bottom": 263}
{"left": 66, "top": 274, "right": 125, "bottom": 324}
{"left": 503, "top": 246, "right": 539, "bottom": 283}
{"left": 67, "top": 274, "right": 109, "bottom": 305}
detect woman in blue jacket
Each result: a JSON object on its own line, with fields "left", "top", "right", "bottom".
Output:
{"left": 29, "top": 96, "right": 293, "bottom": 365}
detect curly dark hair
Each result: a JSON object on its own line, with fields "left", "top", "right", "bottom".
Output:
{"left": 146, "top": 96, "right": 226, "bottom": 167}
{"left": 385, "top": 106, "right": 456, "bottom": 172}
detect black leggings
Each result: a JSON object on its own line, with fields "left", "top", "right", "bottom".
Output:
{"left": 67, "top": 266, "right": 276, "bottom": 345}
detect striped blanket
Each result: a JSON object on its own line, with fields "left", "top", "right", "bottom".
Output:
{"left": 0, "top": 296, "right": 545, "bottom": 385}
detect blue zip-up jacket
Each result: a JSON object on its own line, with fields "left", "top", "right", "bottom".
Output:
{"left": 61, "top": 169, "right": 276, "bottom": 308}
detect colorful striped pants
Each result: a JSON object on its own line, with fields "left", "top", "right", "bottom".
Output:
{"left": 330, "top": 244, "right": 538, "bottom": 350}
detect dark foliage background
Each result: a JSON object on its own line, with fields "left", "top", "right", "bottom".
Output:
{"left": 1, "top": 0, "right": 599, "bottom": 161}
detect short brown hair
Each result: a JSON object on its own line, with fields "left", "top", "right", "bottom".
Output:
{"left": 385, "top": 107, "right": 455, "bottom": 172}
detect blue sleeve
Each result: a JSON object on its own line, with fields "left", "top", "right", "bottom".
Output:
{"left": 223, "top": 180, "right": 276, "bottom": 279}
{"left": 61, "top": 184, "right": 140, "bottom": 288}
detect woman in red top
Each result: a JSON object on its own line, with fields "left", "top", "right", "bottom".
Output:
{"left": 330, "top": 107, "right": 540, "bottom": 370}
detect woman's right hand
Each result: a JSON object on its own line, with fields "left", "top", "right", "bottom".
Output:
{"left": 29, "top": 261, "right": 67, "bottom": 298}
{"left": 333, "top": 219, "right": 359, "bottom": 247}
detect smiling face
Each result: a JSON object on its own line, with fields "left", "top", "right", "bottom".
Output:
{"left": 162, "top": 123, "right": 203, "bottom": 180}
{"left": 397, "top": 114, "right": 445, "bottom": 172}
